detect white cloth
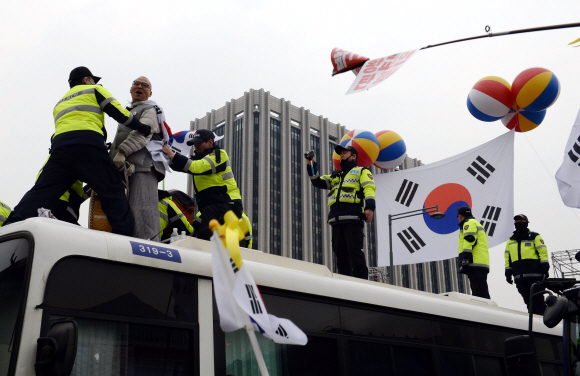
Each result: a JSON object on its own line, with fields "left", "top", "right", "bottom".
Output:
{"left": 135, "top": 100, "right": 172, "bottom": 172}
{"left": 555, "top": 108, "right": 580, "bottom": 208}
{"left": 375, "top": 131, "right": 515, "bottom": 266}
{"left": 211, "top": 233, "right": 307, "bottom": 345}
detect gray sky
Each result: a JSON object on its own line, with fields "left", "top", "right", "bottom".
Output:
{"left": 2, "top": 0, "right": 580, "bottom": 312}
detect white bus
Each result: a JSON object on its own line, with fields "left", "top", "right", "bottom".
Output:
{"left": 0, "top": 218, "right": 563, "bottom": 376}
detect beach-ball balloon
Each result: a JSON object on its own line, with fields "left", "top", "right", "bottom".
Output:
{"left": 501, "top": 103, "right": 546, "bottom": 133}
{"left": 373, "top": 130, "right": 407, "bottom": 170}
{"left": 332, "top": 129, "right": 380, "bottom": 170}
{"left": 512, "top": 67, "right": 560, "bottom": 112}
{"left": 467, "top": 76, "right": 513, "bottom": 122}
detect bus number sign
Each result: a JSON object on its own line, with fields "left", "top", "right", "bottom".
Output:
{"left": 130, "top": 241, "right": 182, "bottom": 263}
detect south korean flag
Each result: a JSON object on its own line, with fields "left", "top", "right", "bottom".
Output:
{"left": 556, "top": 108, "right": 580, "bottom": 208}
{"left": 375, "top": 131, "right": 515, "bottom": 266}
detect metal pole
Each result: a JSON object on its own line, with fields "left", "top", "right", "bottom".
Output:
{"left": 420, "top": 22, "right": 580, "bottom": 51}
{"left": 389, "top": 214, "right": 393, "bottom": 285}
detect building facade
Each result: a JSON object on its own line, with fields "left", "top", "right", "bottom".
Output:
{"left": 189, "top": 88, "right": 469, "bottom": 294}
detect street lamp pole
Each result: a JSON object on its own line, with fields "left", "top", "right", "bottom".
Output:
{"left": 388, "top": 205, "right": 445, "bottom": 285}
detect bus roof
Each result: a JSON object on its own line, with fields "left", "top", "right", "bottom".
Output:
{"left": 0, "top": 218, "right": 561, "bottom": 336}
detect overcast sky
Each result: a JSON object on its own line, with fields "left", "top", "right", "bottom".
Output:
{"left": 2, "top": 0, "right": 580, "bottom": 312}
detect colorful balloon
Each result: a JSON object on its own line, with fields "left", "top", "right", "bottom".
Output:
{"left": 467, "top": 76, "right": 513, "bottom": 122}
{"left": 333, "top": 129, "right": 380, "bottom": 170}
{"left": 501, "top": 103, "right": 546, "bottom": 133}
{"left": 373, "top": 130, "right": 407, "bottom": 170}
{"left": 511, "top": 67, "right": 560, "bottom": 112}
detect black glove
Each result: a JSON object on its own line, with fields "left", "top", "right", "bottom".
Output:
{"left": 505, "top": 269, "right": 513, "bottom": 284}
{"left": 137, "top": 124, "right": 151, "bottom": 136}
{"left": 541, "top": 263, "right": 549, "bottom": 278}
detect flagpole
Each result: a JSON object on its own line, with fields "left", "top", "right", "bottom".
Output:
{"left": 245, "top": 322, "right": 270, "bottom": 376}
{"left": 420, "top": 22, "right": 580, "bottom": 50}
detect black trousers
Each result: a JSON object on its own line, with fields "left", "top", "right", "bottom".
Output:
{"left": 516, "top": 280, "right": 547, "bottom": 315}
{"left": 5, "top": 145, "right": 133, "bottom": 236}
{"left": 331, "top": 222, "right": 368, "bottom": 280}
{"left": 467, "top": 269, "right": 490, "bottom": 299}
{"left": 195, "top": 203, "right": 243, "bottom": 240}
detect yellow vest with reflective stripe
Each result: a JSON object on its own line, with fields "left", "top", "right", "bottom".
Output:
{"left": 458, "top": 218, "right": 490, "bottom": 268}
{"left": 0, "top": 200, "right": 11, "bottom": 227}
{"left": 324, "top": 167, "right": 376, "bottom": 207}
{"left": 53, "top": 85, "right": 130, "bottom": 137}
{"left": 159, "top": 197, "right": 194, "bottom": 237}
{"left": 504, "top": 232, "right": 548, "bottom": 280}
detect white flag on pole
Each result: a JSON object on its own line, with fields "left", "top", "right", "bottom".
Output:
{"left": 375, "top": 131, "right": 515, "bottom": 266}
{"left": 211, "top": 230, "right": 307, "bottom": 345}
{"left": 555, "top": 108, "right": 580, "bottom": 208}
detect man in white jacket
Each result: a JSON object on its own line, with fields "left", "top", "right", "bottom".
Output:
{"left": 109, "top": 76, "right": 166, "bottom": 241}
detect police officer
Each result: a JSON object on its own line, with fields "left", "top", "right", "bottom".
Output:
{"left": 505, "top": 214, "right": 549, "bottom": 315}
{"left": 306, "top": 145, "right": 376, "bottom": 280}
{"left": 158, "top": 190, "right": 194, "bottom": 241}
{"left": 457, "top": 206, "right": 491, "bottom": 299}
{"left": 0, "top": 200, "right": 11, "bottom": 227}
{"left": 4, "top": 67, "right": 151, "bottom": 235}
{"left": 162, "top": 129, "right": 243, "bottom": 240}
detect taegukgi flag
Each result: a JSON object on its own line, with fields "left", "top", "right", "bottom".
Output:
{"left": 211, "top": 217, "right": 307, "bottom": 345}
{"left": 375, "top": 131, "right": 515, "bottom": 266}
{"left": 555, "top": 108, "right": 580, "bottom": 208}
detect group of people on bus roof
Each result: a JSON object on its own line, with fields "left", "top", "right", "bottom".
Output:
{"left": 0, "top": 66, "right": 551, "bottom": 315}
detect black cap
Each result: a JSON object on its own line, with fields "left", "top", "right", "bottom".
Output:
{"left": 334, "top": 145, "right": 358, "bottom": 156}
{"left": 457, "top": 206, "right": 472, "bottom": 217}
{"left": 186, "top": 129, "right": 215, "bottom": 145}
{"left": 68, "top": 66, "right": 101, "bottom": 84}
{"left": 514, "top": 214, "right": 529, "bottom": 222}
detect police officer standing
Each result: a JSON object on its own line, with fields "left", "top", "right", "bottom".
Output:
{"left": 457, "top": 206, "right": 491, "bottom": 299}
{"left": 4, "top": 67, "right": 151, "bottom": 235}
{"left": 162, "top": 129, "right": 243, "bottom": 240}
{"left": 505, "top": 214, "right": 549, "bottom": 315}
{"left": 306, "top": 145, "right": 376, "bottom": 280}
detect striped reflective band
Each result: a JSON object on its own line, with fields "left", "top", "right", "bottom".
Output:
{"left": 464, "top": 232, "right": 477, "bottom": 236}
{"left": 183, "top": 159, "right": 193, "bottom": 173}
{"left": 222, "top": 171, "right": 234, "bottom": 180}
{"left": 0, "top": 215, "right": 6, "bottom": 222}
{"left": 160, "top": 212, "right": 169, "bottom": 223}
{"left": 66, "top": 206, "right": 78, "bottom": 220}
{"left": 361, "top": 181, "right": 374, "bottom": 187}
{"left": 536, "top": 245, "right": 546, "bottom": 249}
{"left": 477, "top": 226, "right": 484, "bottom": 231}
{"left": 508, "top": 242, "right": 517, "bottom": 246}
{"left": 310, "top": 173, "right": 319, "bottom": 180}
{"left": 0, "top": 202, "right": 10, "bottom": 210}
{"left": 328, "top": 215, "right": 362, "bottom": 223}
{"left": 55, "top": 88, "right": 95, "bottom": 106}
{"left": 54, "top": 105, "right": 102, "bottom": 123}
{"left": 515, "top": 273, "right": 542, "bottom": 279}
{"left": 322, "top": 176, "right": 331, "bottom": 189}
{"left": 100, "top": 97, "right": 114, "bottom": 109}
{"left": 121, "top": 112, "right": 134, "bottom": 126}
{"left": 471, "top": 263, "right": 490, "bottom": 270}
{"left": 169, "top": 213, "right": 184, "bottom": 223}
{"left": 194, "top": 216, "right": 202, "bottom": 223}
{"left": 462, "top": 248, "right": 473, "bottom": 253}
{"left": 203, "top": 156, "right": 216, "bottom": 173}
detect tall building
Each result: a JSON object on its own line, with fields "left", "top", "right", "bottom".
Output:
{"left": 189, "top": 88, "right": 469, "bottom": 295}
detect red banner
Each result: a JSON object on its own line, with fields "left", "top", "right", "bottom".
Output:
{"left": 331, "top": 48, "right": 369, "bottom": 76}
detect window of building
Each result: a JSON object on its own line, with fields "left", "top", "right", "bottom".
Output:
{"left": 430, "top": 261, "right": 439, "bottom": 294}
{"left": 213, "top": 124, "right": 225, "bottom": 149}
{"left": 402, "top": 265, "right": 410, "bottom": 288}
{"left": 417, "top": 263, "right": 425, "bottom": 291}
{"left": 310, "top": 128, "right": 319, "bottom": 135}
{"left": 270, "top": 118, "right": 282, "bottom": 255}
{"left": 311, "top": 135, "right": 323, "bottom": 265}
{"left": 235, "top": 111, "right": 244, "bottom": 118}
{"left": 269, "top": 110, "right": 279, "bottom": 118}
{"left": 291, "top": 127, "right": 303, "bottom": 260}
{"left": 291, "top": 119, "right": 300, "bottom": 127}
{"left": 232, "top": 117, "right": 243, "bottom": 190}
{"left": 329, "top": 135, "right": 338, "bottom": 142}
{"left": 252, "top": 113, "right": 259, "bottom": 250}
{"left": 444, "top": 259, "right": 452, "bottom": 293}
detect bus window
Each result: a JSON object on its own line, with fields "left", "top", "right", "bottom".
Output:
{"left": 347, "top": 341, "right": 435, "bottom": 376}
{"left": 47, "top": 316, "right": 193, "bottom": 375}
{"left": 225, "top": 331, "right": 339, "bottom": 376}
{"left": 440, "top": 351, "right": 476, "bottom": 376}
{"left": 0, "top": 238, "right": 31, "bottom": 376}
{"left": 340, "top": 306, "right": 435, "bottom": 343}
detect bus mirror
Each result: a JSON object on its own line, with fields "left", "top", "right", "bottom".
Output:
{"left": 35, "top": 320, "right": 78, "bottom": 376}
{"left": 504, "top": 335, "right": 540, "bottom": 376}
{"left": 543, "top": 295, "right": 569, "bottom": 328}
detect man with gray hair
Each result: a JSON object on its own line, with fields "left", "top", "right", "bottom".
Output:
{"left": 109, "top": 76, "right": 169, "bottom": 241}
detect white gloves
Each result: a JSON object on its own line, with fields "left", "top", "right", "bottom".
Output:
{"left": 113, "top": 152, "right": 126, "bottom": 168}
